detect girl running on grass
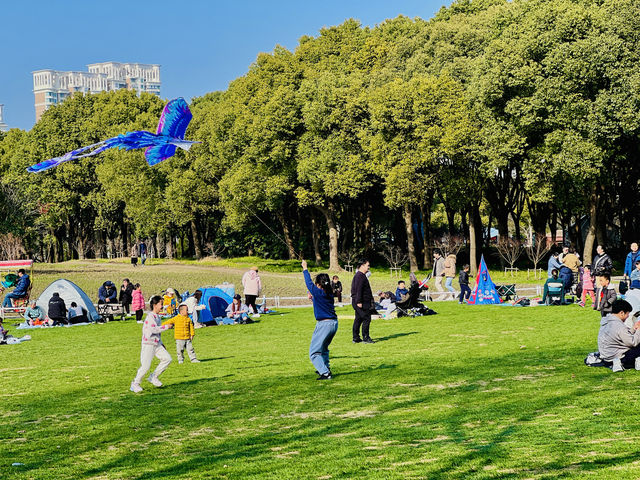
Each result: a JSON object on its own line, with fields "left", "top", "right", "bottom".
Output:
{"left": 130, "top": 295, "right": 174, "bottom": 393}
{"left": 302, "top": 260, "right": 338, "bottom": 380}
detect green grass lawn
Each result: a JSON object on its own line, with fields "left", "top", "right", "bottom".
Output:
{"left": 21, "top": 258, "right": 547, "bottom": 305}
{"left": 2, "top": 301, "right": 638, "bottom": 479}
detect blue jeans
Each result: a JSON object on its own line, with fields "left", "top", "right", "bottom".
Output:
{"left": 445, "top": 277, "right": 455, "bottom": 293}
{"left": 2, "top": 293, "right": 21, "bottom": 308}
{"left": 309, "top": 319, "right": 338, "bottom": 376}
{"left": 459, "top": 285, "right": 471, "bottom": 302}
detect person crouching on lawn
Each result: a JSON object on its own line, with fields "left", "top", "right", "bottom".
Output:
{"left": 302, "top": 259, "right": 338, "bottom": 380}
{"left": 597, "top": 299, "right": 640, "bottom": 372}
{"left": 162, "top": 303, "right": 200, "bottom": 364}
{"left": 130, "top": 295, "right": 174, "bottom": 393}
{"left": 226, "top": 294, "right": 250, "bottom": 324}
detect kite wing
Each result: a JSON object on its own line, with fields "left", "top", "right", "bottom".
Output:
{"left": 156, "top": 98, "right": 192, "bottom": 139}
{"left": 145, "top": 144, "right": 177, "bottom": 166}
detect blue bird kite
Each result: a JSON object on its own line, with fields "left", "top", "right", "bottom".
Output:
{"left": 27, "top": 98, "right": 200, "bottom": 173}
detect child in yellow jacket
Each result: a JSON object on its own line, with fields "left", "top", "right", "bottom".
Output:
{"left": 162, "top": 304, "right": 200, "bottom": 364}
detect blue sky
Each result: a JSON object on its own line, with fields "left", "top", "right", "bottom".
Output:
{"left": 1, "top": 0, "right": 448, "bottom": 130}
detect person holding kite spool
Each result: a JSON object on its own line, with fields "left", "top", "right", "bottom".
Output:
{"left": 302, "top": 260, "right": 338, "bottom": 380}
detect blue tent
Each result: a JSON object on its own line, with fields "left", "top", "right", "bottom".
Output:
{"left": 36, "top": 278, "right": 101, "bottom": 322}
{"left": 468, "top": 255, "right": 502, "bottom": 305}
{"left": 199, "top": 287, "right": 233, "bottom": 324}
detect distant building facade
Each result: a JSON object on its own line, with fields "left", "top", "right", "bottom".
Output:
{"left": 0, "top": 104, "right": 7, "bottom": 132}
{"left": 32, "top": 62, "right": 161, "bottom": 122}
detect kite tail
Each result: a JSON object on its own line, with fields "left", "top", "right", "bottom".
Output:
{"left": 27, "top": 141, "right": 108, "bottom": 173}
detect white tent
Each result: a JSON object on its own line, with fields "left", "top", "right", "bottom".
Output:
{"left": 36, "top": 279, "right": 100, "bottom": 322}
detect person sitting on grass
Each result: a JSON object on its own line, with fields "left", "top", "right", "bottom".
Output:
{"left": 48, "top": 292, "right": 67, "bottom": 326}
{"left": 594, "top": 273, "right": 617, "bottom": 317}
{"left": 23, "top": 300, "right": 45, "bottom": 326}
{"left": 163, "top": 288, "right": 179, "bottom": 316}
{"left": 395, "top": 281, "right": 409, "bottom": 302}
{"left": 162, "top": 303, "right": 200, "bottom": 364}
{"left": 542, "top": 269, "right": 565, "bottom": 305}
{"left": 302, "top": 259, "right": 338, "bottom": 380}
{"left": 597, "top": 299, "right": 640, "bottom": 372}
{"left": 225, "top": 294, "right": 250, "bottom": 324}
{"left": 67, "top": 302, "right": 87, "bottom": 324}
{"left": 1, "top": 269, "right": 30, "bottom": 308}
{"left": 130, "top": 295, "right": 174, "bottom": 393}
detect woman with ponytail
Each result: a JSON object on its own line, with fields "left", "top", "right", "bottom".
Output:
{"left": 302, "top": 260, "right": 338, "bottom": 380}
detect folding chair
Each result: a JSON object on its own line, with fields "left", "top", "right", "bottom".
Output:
{"left": 545, "top": 282, "right": 565, "bottom": 305}
{"left": 496, "top": 284, "right": 517, "bottom": 301}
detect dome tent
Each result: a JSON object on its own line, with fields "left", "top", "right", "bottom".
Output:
{"left": 36, "top": 279, "right": 100, "bottom": 322}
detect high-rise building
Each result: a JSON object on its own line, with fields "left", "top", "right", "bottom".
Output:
{"left": 0, "top": 104, "right": 7, "bottom": 132}
{"left": 32, "top": 62, "right": 161, "bottom": 122}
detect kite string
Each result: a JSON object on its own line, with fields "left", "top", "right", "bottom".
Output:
{"left": 205, "top": 166, "right": 303, "bottom": 260}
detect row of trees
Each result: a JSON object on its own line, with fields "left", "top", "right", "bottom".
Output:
{"left": 1, "top": 0, "right": 639, "bottom": 271}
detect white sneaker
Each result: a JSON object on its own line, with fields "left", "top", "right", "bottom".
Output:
{"left": 148, "top": 374, "right": 163, "bottom": 387}
{"left": 613, "top": 358, "right": 624, "bottom": 373}
{"left": 635, "top": 357, "right": 640, "bottom": 371}
{"left": 191, "top": 359, "right": 200, "bottom": 363}
{"left": 130, "top": 382, "right": 143, "bottom": 393}
{"left": 252, "top": 314, "right": 261, "bottom": 318}
{"left": 178, "top": 359, "right": 183, "bottom": 364}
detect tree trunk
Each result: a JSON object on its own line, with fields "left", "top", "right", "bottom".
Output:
{"left": 486, "top": 211, "right": 492, "bottom": 247}
{"left": 445, "top": 206, "right": 456, "bottom": 235}
{"left": 469, "top": 203, "right": 482, "bottom": 276}
{"left": 190, "top": 220, "right": 203, "bottom": 259}
{"left": 403, "top": 205, "right": 419, "bottom": 272}
{"left": 584, "top": 186, "right": 598, "bottom": 264}
{"left": 277, "top": 213, "right": 297, "bottom": 260}
{"left": 363, "top": 202, "right": 373, "bottom": 254}
{"left": 420, "top": 199, "right": 432, "bottom": 270}
{"left": 311, "top": 212, "right": 322, "bottom": 266}
{"left": 318, "top": 205, "right": 340, "bottom": 272}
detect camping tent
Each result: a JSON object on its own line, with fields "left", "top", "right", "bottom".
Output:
{"left": 36, "top": 279, "right": 100, "bottom": 322}
{"left": 468, "top": 255, "right": 502, "bottom": 305}
{"left": 199, "top": 287, "right": 233, "bottom": 324}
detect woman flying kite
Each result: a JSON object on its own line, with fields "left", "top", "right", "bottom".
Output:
{"left": 27, "top": 98, "right": 199, "bottom": 173}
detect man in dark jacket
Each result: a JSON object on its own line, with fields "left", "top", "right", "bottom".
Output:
{"left": 351, "top": 259, "right": 374, "bottom": 344}
{"left": 2, "top": 269, "right": 30, "bottom": 308}
{"left": 593, "top": 245, "right": 613, "bottom": 276}
{"left": 48, "top": 292, "right": 67, "bottom": 326}
{"left": 98, "top": 281, "right": 117, "bottom": 303}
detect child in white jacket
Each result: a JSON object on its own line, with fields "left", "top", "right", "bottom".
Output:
{"left": 130, "top": 295, "right": 174, "bottom": 393}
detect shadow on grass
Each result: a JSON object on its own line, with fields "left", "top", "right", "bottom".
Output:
{"left": 12, "top": 345, "right": 637, "bottom": 479}
{"left": 374, "top": 331, "right": 419, "bottom": 342}
{"left": 196, "top": 356, "right": 234, "bottom": 362}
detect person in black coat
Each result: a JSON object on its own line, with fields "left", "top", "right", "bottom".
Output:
{"left": 119, "top": 278, "right": 134, "bottom": 314}
{"left": 48, "top": 292, "right": 67, "bottom": 326}
{"left": 592, "top": 245, "right": 613, "bottom": 276}
{"left": 351, "top": 259, "right": 374, "bottom": 344}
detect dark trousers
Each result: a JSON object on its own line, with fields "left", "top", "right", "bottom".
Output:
{"left": 135, "top": 309, "right": 144, "bottom": 321}
{"left": 245, "top": 295, "right": 258, "bottom": 314}
{"left": 621, "top": 345, "right": 640, "bottom": 368}
{"left": 352, "top": 305, "right": 371, "bottom": 341}
{"left": 459, "top": 285, "right": 471, "bottom": 302}
{"left": 122, "top": 301, "right": 131, "bottom": 314}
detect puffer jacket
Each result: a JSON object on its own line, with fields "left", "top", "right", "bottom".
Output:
{"left": 162, "top": 314, "right": 194, "bottom": 340}
{"left": 443, "top": 255, "right": 457, "bottom": 277}
{"left": 131, "top": 289, "right": 145, "bottom": 311}
{"left": 598, "top": 313, "right": 640, "bottom": 361}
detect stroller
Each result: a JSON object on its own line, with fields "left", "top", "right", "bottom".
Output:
{"left": 395, "top": 281, "right": 436, "bottom": 317}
